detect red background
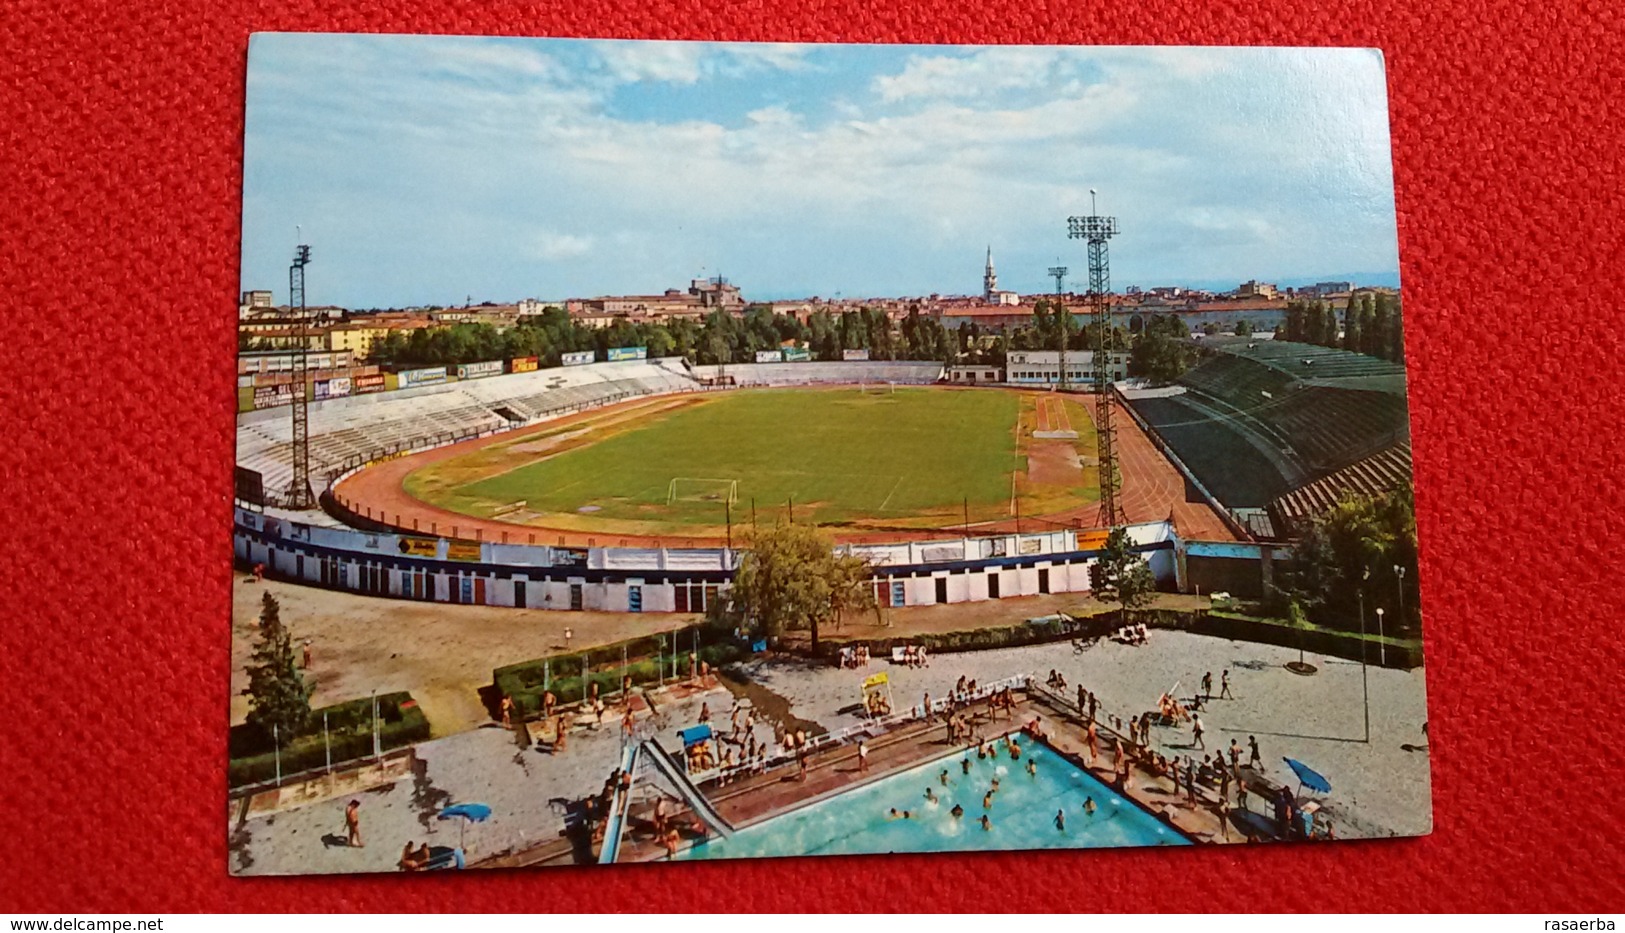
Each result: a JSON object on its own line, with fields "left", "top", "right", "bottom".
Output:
{"left": 3, "top": 0, "right": 1623, "bottom": 913}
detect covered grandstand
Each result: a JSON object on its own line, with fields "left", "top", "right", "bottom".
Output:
{"left": 1125, "top": 341, "right": 1413, "bottom": 539}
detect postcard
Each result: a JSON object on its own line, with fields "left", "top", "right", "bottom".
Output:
{"left": 230, "top": 35, "right": 1428, "bottom": 874}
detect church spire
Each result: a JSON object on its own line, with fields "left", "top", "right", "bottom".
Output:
{"left": 983, "top": 245, "right": 997, "bottom": 301}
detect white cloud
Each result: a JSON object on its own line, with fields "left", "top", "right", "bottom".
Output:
{"left": 873, "top": 47, "right": 1079, "bottom": 102}
{"left": 532, "top": 232, "right": 595, "bottom": 261}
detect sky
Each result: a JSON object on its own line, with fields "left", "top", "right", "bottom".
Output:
{"left": 241, "top": 37, "right": 1402, "bottom": 307}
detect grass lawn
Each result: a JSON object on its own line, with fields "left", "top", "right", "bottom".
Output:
{"left": 433, "top": 388, "right": 1028, "bottom": 531}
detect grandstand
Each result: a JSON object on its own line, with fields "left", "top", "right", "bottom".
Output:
{"left": 1267, "top": 443, "right": 1413, "bottom": 537}
{"left": 1124, "top": 341, "right": 1413, "bottom": 539}
{"left": 236, "top": 358, "right": 707, "bottom": 503}
{"left": 1172, "top": 342, "right": 1409, "bottom": 475}
{"left": 700, "top": 360, "right": 944, "bottom": 387}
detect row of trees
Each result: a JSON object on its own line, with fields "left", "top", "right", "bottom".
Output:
{"left": 365, "top": 305, "right": 961, "bottom": 370}
{"left": 1281, "top": 293, "right": 1406, "bottom": 363}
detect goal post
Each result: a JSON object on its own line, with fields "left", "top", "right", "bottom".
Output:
{"left": 666, "top": 477, "right": 740, "bottom": 505}
{"left": 859, "top": 381, "right": 896, "bottom": 395}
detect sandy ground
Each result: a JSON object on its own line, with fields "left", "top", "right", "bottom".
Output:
{"left": 230, "top": 577, "right": 699, "bottom": 737}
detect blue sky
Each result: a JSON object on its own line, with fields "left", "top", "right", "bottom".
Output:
{"left": 242, "top": 37, "right": 1402, "bottom": 307}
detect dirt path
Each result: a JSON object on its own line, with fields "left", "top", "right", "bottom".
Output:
{"left": 230, "top": 576, "right": 698, "bottom": 737}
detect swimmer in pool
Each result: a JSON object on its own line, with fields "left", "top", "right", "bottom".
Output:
{"left": 888, "top": 808, "right": 903, "bottom": 820}
{"left": 1026, "top": 759, "right": 1037, "bottom": 777}
{"left": 950, "top": 804, "right": 964, "bottom": 819}
{"left": 1083, "top": 797, "right": 1097, "bottom": 816}
{"left": 983, "top": 790, "right": 994, "bottom": 809}
{"left": 925, "top": 788, "right": 938, "bottom": 804}
{"left": 939, "top": 768, "right": 950, "bottom": 786}
{"left": 979, "top": 815, "right": 992, "bottom": 831}
{"left": 962, "top": 757, "right": 972, "bottom": 774}
{"left": 1055, "top": 809, "right": 1066, "bottom": 831}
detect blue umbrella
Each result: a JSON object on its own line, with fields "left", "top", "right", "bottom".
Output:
{"left": 438, "top": 802, "right": 492, "bottom": 850}
{"left": 1283, "top": 758, "right": 1331, "bottom": 795}
{"left": 678, "top": 724, "right": 713, "bottom": 747}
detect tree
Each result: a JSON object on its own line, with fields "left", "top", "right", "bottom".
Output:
{"left": 730, "top": 521, "right": 875, "bottom": 653}
{"left": 1129, "top": 314, "right": 1196, "bottom": 383}
{"left": 1285, "top": 483, "right": 1420, "bottom": 635}
{"left": 241, "top": 592, "right": 311, "bottom": 747}
{"left": 1087, "top": 527, "right": 1157, "bottom": 622}
{"left": 1341, "top": 298, "right": 1362, "bottom": 352}
{"left": 1234, "top": 319, "right": 1254, "bottom": 337}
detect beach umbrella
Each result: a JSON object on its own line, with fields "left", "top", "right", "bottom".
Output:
{"left": 438, "top": 802, "right": 492, "bottom": 850}
{"left": 1283, "top": 758, "right": 1332, "bottom": 795}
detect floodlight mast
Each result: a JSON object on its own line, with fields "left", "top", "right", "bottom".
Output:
{"left": 1067, "top": 204, "right": 1125, "bottom": 528}
{"left": 1048, "top": 264, "right": 1069, "bottom": 390}
{"left": 286, "top": 240, "right": 315, "bottom": 509}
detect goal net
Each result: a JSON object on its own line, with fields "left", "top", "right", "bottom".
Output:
{"left": 666, "top": 477, "right": 740, "bottom": 505}
{"left": 858, "top": 381, "right": 896, "bottom": 395}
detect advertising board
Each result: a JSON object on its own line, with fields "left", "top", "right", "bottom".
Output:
{"left": 606, "top": 346, "right": 647, "bottom": 362}
{"left": 446, "top": 541, "right": 482, "bottom": 561}
{"left": 251, "top": 383, "right": 295, "bottom": 410}
{"left": 353, "top": 372, "right": 387, "bottom": 394}
{"left": 755, "top": 350, "right": 783, "bottom": 363}
{"left": 399, "top": 366, "right": 448, "bottom": 387}
{"left": 842, "top": 348, "right": 870, "bottom": 361}
{"left": 561, "top": 350, "right": 594, "bottom": 366}
{"left": 314, "top": 376, "right": 352, "bottom": 400}
{"left": 783, "top": 347, "right": 811, "bottom": 362}
{"left": 510, "top": 356, "right": 539, "bottom": 373}
{"left": 396, "top": 537, "right": 438, "bottom": 557}
{"left": 455, "top": 360, "right": 504, "bottom": 380}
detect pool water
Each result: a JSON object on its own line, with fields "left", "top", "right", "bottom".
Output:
{"left": 678, "top": 736, "right": 1189, "bottom": 861}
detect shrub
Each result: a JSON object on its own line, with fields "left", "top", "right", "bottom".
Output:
{"left": 227, "top": 691, "right": 430, "bottom": 787}
{"left": 493, "top": 629, "right": 747, "bottom": 718}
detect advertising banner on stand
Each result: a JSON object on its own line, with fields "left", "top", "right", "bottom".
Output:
{"left": 510, "top": 356, "right": 540, "bottom": 373}
{"left": 606, "top": 346, "right": 647, "bottom": 362}
{"left": 455, "top": 361, "right": 504, "bottom": 380}
{"left": 399, "top": 366, "right": 448, "bottom": 387}
{"left": 755, "top": 350, "right": 783, "bottom": 363}
{"left": 562, "top": 351, "right": 595, "bottom": 366}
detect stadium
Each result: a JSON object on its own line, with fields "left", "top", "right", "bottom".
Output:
{"left": 233, "top": 339, "right": 1410, "bottom": 616}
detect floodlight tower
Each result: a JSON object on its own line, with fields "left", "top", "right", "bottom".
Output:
{"left": 285, "top": 239, "right": 315, "bottom": 509}
{"left": 1067, "top": 191, "right": 1125, "bottom": 528}
{"left": 1048, "top": 263, "right": 1069, "bottom": 390}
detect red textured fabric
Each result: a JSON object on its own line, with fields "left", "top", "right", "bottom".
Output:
{"left": 3, "top": 0, "right": 1623, "bottom": 914}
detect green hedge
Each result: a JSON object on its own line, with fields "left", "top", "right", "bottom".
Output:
{"left": 494, "top": 631, "right": 745, "bottom": 718}
{"left": 814, "top": 606, "right": 1423, "bottom": 670}
{"left": 228, "top": 692, "right": 431, "bottom": 787}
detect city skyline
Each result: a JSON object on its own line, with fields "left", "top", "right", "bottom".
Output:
{"left": 242, "top": 37, "right": 1402, "bottom": 308}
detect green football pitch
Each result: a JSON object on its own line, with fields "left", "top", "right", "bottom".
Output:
{"left": 409, "top": 388, "right": 1027, "bottom": 534}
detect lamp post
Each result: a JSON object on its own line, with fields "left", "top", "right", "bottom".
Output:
{"left": 1375, "top": 608, "right": 1386, "bottom": 669}
{"left": 1392, "top": 564, "right": 1407, "bottom": 667}
{"left": 1359, "top": 568, "right": 1370, "bottom": 743}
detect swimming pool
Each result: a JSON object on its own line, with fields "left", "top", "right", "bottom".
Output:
{"left": 678, "top": 736, "right": 1190, "bottom": 860}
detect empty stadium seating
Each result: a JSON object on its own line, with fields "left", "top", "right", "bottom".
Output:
{"left": 1176, "top": 342, "right": 1411, "bottom": 474}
